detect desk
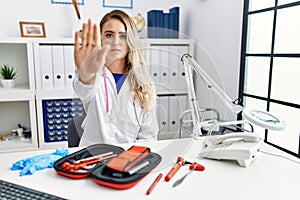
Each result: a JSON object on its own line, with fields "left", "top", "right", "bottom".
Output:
{"left": 0, "top": 138, "right": 299, "bottom": 200}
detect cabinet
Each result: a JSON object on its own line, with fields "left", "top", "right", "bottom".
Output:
{"left": 33, "top": 39, "right": 79, "bottom": 150}
{"left": 0, "top": 38, "right": 194, "bottom": 152}
{"left": 143, "top": 39, "right": 194, "bottom": 139}
{"left": 0, "top": 39, "right": 38, "bottom": 153}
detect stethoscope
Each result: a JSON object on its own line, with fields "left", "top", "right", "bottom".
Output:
{"left": 102, "top": 67, "right": 141, "bottom": 126}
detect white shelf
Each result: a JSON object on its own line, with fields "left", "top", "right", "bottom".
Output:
{"left": 0, "top": 39, "right": 38, "bottom": 152}
{"left": 0, "top": 93, "right": 35, "bottom": 103}
{"left": 36, "top": 38, "right": 74, "bottom": 44}
{"left": 0, "top": 83, "right": 34, "bottom": 101}
{"left": 0, "top": 82, "right": 30, "bottom": 90}
{"left": 156, "top": 87, "right": 188, "bottom": 96}
{"left": 36, "top": 88, "right": 78, "bottom": 99}
{"left": 0, "top": 38, "right": 32, "bottom": 43}
{"left": 0, "top": 37, "right": 73, "bottom": 44}
{"left": 0, "top": 136, "right": 38, "bottom": 153}
{"left": 0, "top": 99, "right": 38, "bottom": 149}
{"left": 143, "top": 38, "right": 195, "bottom": 45}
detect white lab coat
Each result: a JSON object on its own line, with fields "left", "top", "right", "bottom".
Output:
{"left": 73, "top": 67, "right": 159, "bottom": 147}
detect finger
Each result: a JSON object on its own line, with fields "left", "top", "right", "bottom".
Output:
{"left": 96, "top": 44, "right": 110, "bottom": 63}
{"left": 74, "top": 31, "right": 81, "bottom": 69}
{"left": 74, "top": 31, "right": 80, "bottom": 52}
{"left": 81, "top": 22, "right": 88, "bottom": 48}
{"left": 93, "top": 23, "right": 100, "bottom": 47}
{"left": 87, "top": 19, "right": 94, "bottom": 51}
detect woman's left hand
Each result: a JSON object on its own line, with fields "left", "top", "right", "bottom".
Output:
{"left": 74, "top": 19, "right": 110, "bottom": 84}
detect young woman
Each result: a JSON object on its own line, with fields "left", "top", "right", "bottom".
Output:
{"left": 73, "top": 10, "right": 158, "bottom": 147}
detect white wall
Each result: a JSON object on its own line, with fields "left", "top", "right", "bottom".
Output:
{"left": 0, "top": 0, "right": 185, "bottom": 38}
{"left": 0, "top": 0, "right": 244, "bottom": 120}
{"left": 183, "top": 0, "right": 244, "bottom": 120}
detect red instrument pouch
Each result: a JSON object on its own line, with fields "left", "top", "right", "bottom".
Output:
{"left": 54, "top": 144, "right": 161, "bottom": 190}
{"left": 54, "top": 144, "right": 125, "bottom": 179}
{"left": 106, "top": 146, "right": 150, "bottom": 172}
{"left": 91, "top": 145, "right": 161, "bottom": 189}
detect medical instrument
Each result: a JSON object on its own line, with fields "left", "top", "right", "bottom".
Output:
{"left": 128, "top": 160, "right": 150, "bottom": 175}
{"left": 111, "top": 160, "right": 151, "bottom": 178}
{"left": 173, "top": 162, "right": 205, "bottom": 187}
{"left": 68, "top": 152, "right": 113, "bottom": 164}
{"left": 165, "top": 157, "right": 191, "bottom": 182}
{"left": 165, "top": 157, "right": 184, "bottom": 181}
{"left": 181, "top": 54, "right": 285, "bottom": 137}
{"left": 146, "top": 173, "right": 163, "bottom": 195}
{"left": 62, "top": 153, "right": 117, "bottom": 172}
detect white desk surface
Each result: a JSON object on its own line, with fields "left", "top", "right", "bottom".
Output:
{"left": 0, "top": 138, "right": 299, "bottom": 200}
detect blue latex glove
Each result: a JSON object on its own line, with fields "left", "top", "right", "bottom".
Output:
{"left": 11, "top": 148, "right": 68, "bottom": 176}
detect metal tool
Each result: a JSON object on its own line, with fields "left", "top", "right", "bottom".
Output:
{"left": 69, "top": 151, "right": 114, "bottom": 164}
{"left": 62, "top": 152, "right": 117, "bottom": 172}
{"left": 165, "top": 157, "right": 192, "bottom": 182}
{"left": 165, "top": 157, "right": 185, "bottom": 182}
{"left": 173, "top": 162, "right": 205, "bottom": 187}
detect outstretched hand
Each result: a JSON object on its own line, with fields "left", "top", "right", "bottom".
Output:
{"left": 74, "top": 19, "right": 110, "bottom": 84}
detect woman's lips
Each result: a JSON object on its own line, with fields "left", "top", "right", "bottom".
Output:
{"left": 111, "top": 48, "right": 121, "bottom": 52}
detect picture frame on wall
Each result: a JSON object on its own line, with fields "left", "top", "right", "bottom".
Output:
{"left": 19, "top": 22, "right": 46, "bottom": 38}
{"left": 50, "top": 0, "right": 84, "bottom": 5}
{"left": 103, "top": 0, "right": 133, "bottom": 9}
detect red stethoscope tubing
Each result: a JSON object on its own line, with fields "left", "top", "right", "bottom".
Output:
{"left": 102, "top": 67, "right": 140, "bottom": 126}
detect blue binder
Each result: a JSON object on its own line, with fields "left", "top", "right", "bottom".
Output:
{"left": 168, "top": 12, "right": 176, "bottom": 38}
{"left": 169, "top": 7, "right": 179, "bottom": 38}
{"left": 147, "top": 10, "right": 157, "bottom": 38}
{"left": 156, "top": 11, "right": 163, "bottom": 38}
{"left": 163, "top": 13, "right": 170, "bottom": 38}
{"left": 147, "top": 7, "right": 179, "bottom": 38}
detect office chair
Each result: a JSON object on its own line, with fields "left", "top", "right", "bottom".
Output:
{"left": 67, "top": 114, "right": 85, "bottom": 147}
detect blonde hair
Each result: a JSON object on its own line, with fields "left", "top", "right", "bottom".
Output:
{"left": 100, "top": 10, "right": 156, "bottom": 112}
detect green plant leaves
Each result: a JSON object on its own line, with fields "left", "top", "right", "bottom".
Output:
{"left": 0, "top": 64, "right": 17, "bottom": 79}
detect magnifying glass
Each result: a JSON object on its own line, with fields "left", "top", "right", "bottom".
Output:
{"left": 242, "top": 109, "right": 286, "bottom": 131}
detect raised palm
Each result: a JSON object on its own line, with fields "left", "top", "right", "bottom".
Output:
{"left": 74, "top": 19, "right": 109, "bottom": 84}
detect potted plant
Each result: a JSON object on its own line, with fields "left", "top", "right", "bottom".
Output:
{"left": 0, "top": 64, "right": 17, "bottom": 88}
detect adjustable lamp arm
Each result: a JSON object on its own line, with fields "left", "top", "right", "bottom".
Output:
{"left": 181, "top": 54, "right": 285, "bottom": 133}
{"left": 181, "top": 54, "right": 244, "bottom": 115}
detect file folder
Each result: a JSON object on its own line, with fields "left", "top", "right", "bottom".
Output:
{"left": 39, "top": 45, "right": 54, "bottom": 89}
{"left": 150, "top": 45, "right": 160, "bottom": 85}
{"left": 168, "top": 96, "right": 179, "bottom": 133}
{"left": 169, "top": 45, "right": 180, "bottom": 89}
{"left": 177, "top": 45, "right": 189, "bottom": 88}
{"left": 52, "top": 45, "right": 65, "bottom": 89}
{"left": 156, "top": 96, "right": 169, "bottom": 134}
{"left": 159, "top": 45, "right": 169, "bottom": 88}
{"left": 178, "top": 95, "right": 188, "bottom": 118}
{"left": 63, "top": 45, "right": 76, "bottom": 89}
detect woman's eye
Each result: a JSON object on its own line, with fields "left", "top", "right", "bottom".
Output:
{"left": 106, "top": 33, "right": 113, "bottom": 38}
{"left": 120, "top": 34, "right": 127, "bottom": 40}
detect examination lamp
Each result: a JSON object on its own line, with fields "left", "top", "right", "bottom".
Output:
{"left": 181, "top": 54, "right": 286, "bottom": 137}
